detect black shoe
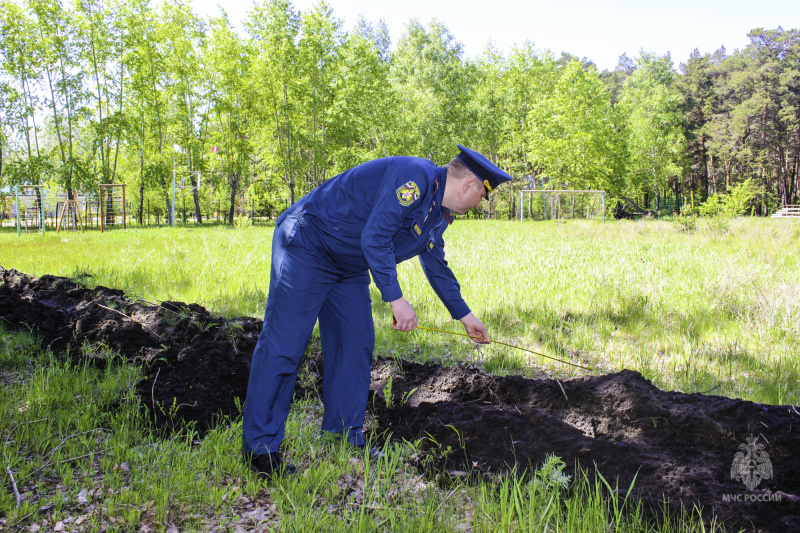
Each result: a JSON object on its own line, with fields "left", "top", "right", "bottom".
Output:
{"left": 245, "top": 451, "right": 296, "bottom": 478}
{"left": 315, "top": 431, "right": 384, "bottom": 461}
{"left": 357, "top": 444, "right": 385, "bottom": 461}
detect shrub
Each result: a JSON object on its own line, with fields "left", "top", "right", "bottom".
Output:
{"left": 697, "top": 179, "right": 759, "bottom": 217}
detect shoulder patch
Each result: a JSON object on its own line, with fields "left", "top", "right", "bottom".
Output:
{"left": 396, "top": 181, "right": 420, "bottom": 206}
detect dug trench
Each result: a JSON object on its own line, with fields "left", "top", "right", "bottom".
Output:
{"left": 1, "top": 266, "right": 798, "bottom": 532}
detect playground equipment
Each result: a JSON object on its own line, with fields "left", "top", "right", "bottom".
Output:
{"left": 15, "top": 185, "right": 46, "bottom": 235}
{"left": 171, "top": 170, "right": 201, "bottom": 227}
{"left": 56, "top": 191, "right": 84, "bottom": 233}
{"left": 99, "top": 184, "right": 127, "bottom": 232}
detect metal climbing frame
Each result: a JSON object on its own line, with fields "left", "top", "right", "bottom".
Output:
{"left": 99, "top": 184, "right": 127, "bottom": 232}
{"left": 15, "top": 185, "right": 46, "bottom": 236}
{"left": 171, "top": 170, "right": 201, "bottom": 227}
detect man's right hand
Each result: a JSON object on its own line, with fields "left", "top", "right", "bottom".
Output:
{"left": 390, "top": 298, "right": 418, "bottom": 332}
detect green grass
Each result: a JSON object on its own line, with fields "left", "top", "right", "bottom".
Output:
{"left": 1, "top": 217, "right": 797, "bottom": 531}
{"left": 2, "top": 217, "right": 798, "bottom": 404}
{"left": 0, "top": 327, "right": 720, "bottom": 532}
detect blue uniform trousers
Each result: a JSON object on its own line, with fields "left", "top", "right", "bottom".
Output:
{"left": 242, "top": 212, "right": 374, "bottom": 455}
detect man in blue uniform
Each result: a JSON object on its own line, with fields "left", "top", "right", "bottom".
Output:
{"left": 242, "top": 145, "right": 513, "bottom": 477}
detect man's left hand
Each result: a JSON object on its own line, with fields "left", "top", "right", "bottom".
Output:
{"left": 460, "top": 312, "right": 490, "bottom": 344}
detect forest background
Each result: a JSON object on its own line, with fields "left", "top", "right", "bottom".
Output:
{"left": 1, "top": 0, "right": 799, "bottom": 223}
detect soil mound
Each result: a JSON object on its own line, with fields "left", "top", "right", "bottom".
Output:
{"left": 2, "top": 267, "right": 798, "bottom": 532}
{"left": 0, "top": 267, "right": 257, "bottom": 428}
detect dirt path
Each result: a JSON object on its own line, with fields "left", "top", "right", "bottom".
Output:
{"left": 2, "top": 267, "right": 798, "bottom": 532}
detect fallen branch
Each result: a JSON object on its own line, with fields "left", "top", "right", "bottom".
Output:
{"left": 132, "top": 297, "right": 179, "bottom": 316}
{"left": 151, "top": 367, "right": 161, "bottom": 412}
{"left": 613, "top": 195, "right": 657, "bottom": 220}
{"left": 3, "top": 418, "right": 49, "bottom": 449}
{"left": 555, "top": 378, "right": 569, "bottom": 403}
{"left": 97, "top": 304, "right": 164, "bottom": 340}
{"left": 18, "top": 428, "right": 105, "bottom": 483}
{"left": 58, "top": 447, "right": 110, "bottom": 465}
{"left": 618, "top": 194, "right": 650, "bottom": 214}
{"left": 6, "top": 464, "right": 20, "bottom": 507}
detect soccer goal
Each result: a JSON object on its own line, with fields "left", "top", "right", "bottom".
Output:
{"left": 519, "top": 190, "right": 606, "bottom": 222}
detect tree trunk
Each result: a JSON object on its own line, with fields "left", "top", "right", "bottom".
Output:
{"left": 111, "top": 61, "right": 124, "bottom": 183}
{"left": 137, "top": 130, "right": 145, "bottom": 223}
{"left": 90, "top": 36, "right": 107, "bottom": 181}
{"left": 138, "top": 183, "right": 145, "bottom": 225}
{"left": 165, "top": 195, "right": 172, "bottom": 226}
{"left": 511, "top": 193, "right": 517, "bottom": 220}
{"left": 23, "top": 77, "right": 40, "bottom": 157}
{"left": 192, "top": 186, "right": 203, "bottom": 224}
{"left": 44, "top": 67, "right": 67, "bottom": 167}
{"left": 700, "top": 132, "right": 710, "bottom": 201}
{"left": 228, "top": 174, "right": 239, "bottom": 224}
{"left": 57, "top": 56, "right": 76, "bottom": 193}
{"left": 790, "top": 124, "right": 800, "bottom": 205}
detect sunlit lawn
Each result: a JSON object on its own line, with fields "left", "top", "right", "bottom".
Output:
{"left": 2, "top": 216, "right": 798, "bottom": 405}
{"left": 3, "top": 216, "right": 798, "bottom": 531}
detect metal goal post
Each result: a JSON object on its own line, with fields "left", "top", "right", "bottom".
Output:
{"left": 519, "top": 190, "right": 606, "bottom": 222}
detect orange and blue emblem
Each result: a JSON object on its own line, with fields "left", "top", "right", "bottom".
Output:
{"left": 396, "top": 181, "right": 420, "bottom": 206}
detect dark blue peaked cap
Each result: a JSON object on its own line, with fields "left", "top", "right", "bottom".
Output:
{"left": 456, "top": 145, "right": 513, "bottom": 193}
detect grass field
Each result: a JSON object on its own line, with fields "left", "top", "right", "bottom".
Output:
{"left": 2, "top": 217, "right": 799, "bottom": 404}
{"left": 1, "top": 217, "right": 798, "bottom": 531}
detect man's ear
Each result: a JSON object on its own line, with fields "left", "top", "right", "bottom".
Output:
{"left": 463, "top": 176, "right": 476, "bottom": 193}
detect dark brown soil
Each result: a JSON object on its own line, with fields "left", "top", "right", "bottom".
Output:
{"left": 2, "top": 267, "right": 798, "bottom": 532}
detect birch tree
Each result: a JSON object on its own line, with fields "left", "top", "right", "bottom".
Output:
{"left": 619, "top": 53, "right": 684, "bottom": 208}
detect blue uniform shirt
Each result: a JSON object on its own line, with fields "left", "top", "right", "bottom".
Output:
{"left": 282, "top": 156, "right": 470, "bottom": 320}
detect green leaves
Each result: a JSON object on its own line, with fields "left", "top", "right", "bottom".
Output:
{"left": 697, "top": 178, "right": 761, "bottom": 217}
{"left": 1, "top": 1, "right": 798, "bottom": 214}
{"left": 389, "top": 20, "right": 474, "bottom": 162}
{"left": 528, "top": 59, "right": 619, "bottom": 192}
{"left": 618, "top": 53, "right": 685, "bottom": 201}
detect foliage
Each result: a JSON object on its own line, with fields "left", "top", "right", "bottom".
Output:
{"left": 679, "top": 28, "right": 800, "bottom": 213}
{"left": 618, "top": 53, "right": 685, "bottom": 205}
{"left": 0, "top": 1, "right": 798, "bottom": 215}
{"left": 527, "top": 59, "right": 620, "bottom": 192}
{"left": 389, "top": 19, "right": 475, "bottom": 163}
{"left": 697, "top": 178, "right": 760, "bottom": 216}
